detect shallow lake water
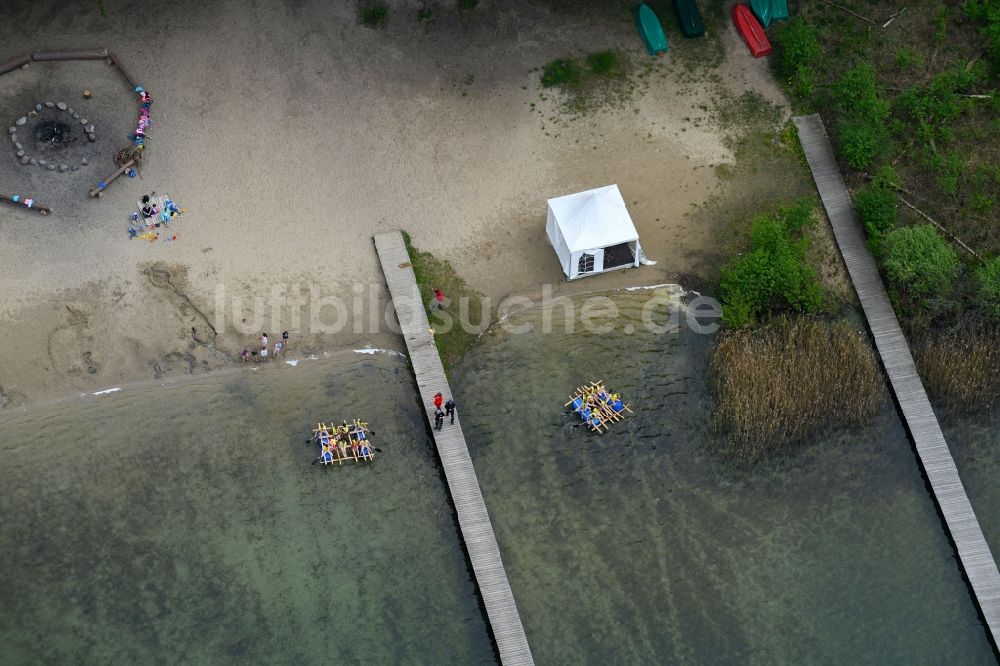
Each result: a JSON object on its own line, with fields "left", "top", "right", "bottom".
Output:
{"left": 453, "top": 289, "right": 995, "bottom": 664}
{"left": 946, "top": 410, "right": 1000, "bottom": 576}
{"left": 0, "top": 353, "right": 495, "bottom": 665}
{"left": 1, "top": 289, "right": 997, "bottom": 665}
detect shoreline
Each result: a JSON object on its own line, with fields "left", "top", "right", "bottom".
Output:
{"left": 0, "top": 279, "right": 689, "bottom": 417}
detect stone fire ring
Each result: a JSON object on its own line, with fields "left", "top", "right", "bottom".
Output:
{"left": 9, "top": 101, "right": 97, "bottom": 173}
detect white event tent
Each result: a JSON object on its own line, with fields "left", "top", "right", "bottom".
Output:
{"left": 545, "top": 184, "right": 649, "bottom": 280}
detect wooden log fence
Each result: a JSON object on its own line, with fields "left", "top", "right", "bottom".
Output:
{"left": 1, "top": 194, "right": 51, "bottom": 215}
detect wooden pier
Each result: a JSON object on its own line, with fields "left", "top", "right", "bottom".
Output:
{"left": 794, "top": 114, "right": 1000, "bottom": 647}
{"left": 373, "top": 231, "right": 534, "bottom": 665}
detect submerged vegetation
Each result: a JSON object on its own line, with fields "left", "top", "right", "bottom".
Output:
{"left": 713, "top": 317, "right": 884, "bottom": 459}
{"left": 401, "top": 232, "right": 486, "bottom": 372}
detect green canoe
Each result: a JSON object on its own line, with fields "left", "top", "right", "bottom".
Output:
{"left": 672, "top": 0, "right": 705, "bottom": 38}
{"left": 750, "top": 0, "right": 772, "bottom": 27}
{"left": 771, "top": 0, "right": 790, "bottom": 22}
{"left": 636, "top": 2, "right": 669, "bottom": 55}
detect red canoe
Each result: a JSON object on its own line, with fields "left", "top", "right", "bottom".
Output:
{"left": 733, "top": 3, "right": 772, "bottom": 57}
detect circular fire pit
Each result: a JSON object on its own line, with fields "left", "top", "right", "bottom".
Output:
{"left": 8, "top": 102, "right": 97, "bottom": 172}
{"left": 35, "top": 120, "right": 74, "bottom": 148}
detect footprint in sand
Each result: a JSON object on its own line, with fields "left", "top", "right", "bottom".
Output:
{"left": 47, "top": 305, "right": 102, "bottom": 377}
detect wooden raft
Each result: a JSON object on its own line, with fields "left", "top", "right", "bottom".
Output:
{"left": 565, "top": 380, "right": 632, "bottom": 433}
{"left": 311, "top": 419, "right": 375, "bottom": 465}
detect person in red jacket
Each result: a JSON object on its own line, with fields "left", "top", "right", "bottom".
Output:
{"left": 433, "top": 392, "right": 443, "bottom": 409}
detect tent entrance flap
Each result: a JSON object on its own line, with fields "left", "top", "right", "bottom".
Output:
{"left": 603, "top": 242, "right": 635, "bottom": 270}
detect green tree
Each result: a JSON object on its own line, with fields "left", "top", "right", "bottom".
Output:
{"left": 720, "top": 204, "right": 824, "bottom": 327}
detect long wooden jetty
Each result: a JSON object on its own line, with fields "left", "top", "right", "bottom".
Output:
{"left": 794, "top": 114, "right": 1000, "bottom": 647}
{"left": 373, "top": 231, "right": 534, "bottom": 665}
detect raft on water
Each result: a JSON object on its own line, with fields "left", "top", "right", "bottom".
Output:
{"left": 565, "top": 381, "right": 632, "bottom": 433}
{"left": 311, "top": 419, "right": 375, "bottom": 465}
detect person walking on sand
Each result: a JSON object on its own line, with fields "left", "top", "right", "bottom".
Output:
{"left": 260, "top": 345, "right": 269, "bottom": 362}
{"left": 445, "top": 397, "right": 456, "bottom": 424}
{"left": 434, "top": 407, "right": 445, "bottom": 431}
{"left": 433, "top": 392, "right": 443, "bottom": 410}
{"left": 241, "top": 349, "right": 250, "bottom": 363}
{"left": 260, "top": 333, "right": 269, "bottom": 348}
{"left": 282, "top": 330, "right": 289, "bottom": 347}
{"left": 273, "top": 340, "right": 283, "bottom": 357}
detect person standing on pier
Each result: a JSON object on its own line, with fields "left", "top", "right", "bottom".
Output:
{"left": 445, "top": 397, "right": 456, "bottom": 424}
{"left": 434, "top": 392, "right": 443, "bottom": 410}
{"left": 434, "top": 407, "right": 444, "bottom": 431}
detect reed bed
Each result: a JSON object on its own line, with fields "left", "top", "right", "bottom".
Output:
{"left": 915, "top": 324, "right": 1000, "bottom": 415}
{"left": 712, "top": 316, "right": 885, "bottom": 459}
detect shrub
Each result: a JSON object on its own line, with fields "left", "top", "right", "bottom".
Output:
{"left": 780, "top": 197, "right": 816, "bottom": 233}
{"left": 883, "top": 225, "right": 959, "bottom": 298}
{"left": 836, "top": 119, "right": 884, "bottom": 170}
{"left": 540, "top": 58, "right": 581, "bottom": 88}
{"left": 458, "top": 0, "right": 478, "bottom": 9}
{"left": 895, "top": 48, "right": 924, "bottom": 69}
{"left": 834, "top": 63, "right": 889, "bottom": 121}
{"left": 712, "top": 317, "right": 884, "bottom": 458}
{"left": 720, "top": 203, "right": 824, "bottom": 327}
{"left": 965, "top": 0, "right": 1000, "bottom": 74}
{"left": 788, "top": 65, "right": 816, "bottom": 99}
{"left": 854, "top": 184, "right": 897, "bottom": 252}
{"left": 833, "top": 64, "right": 890, "bottom": 169}
{"left": 775, "top": 19, "right": 821, "bottom": 78}
{"left": 977, "top": 257, "right": 1000, "bottom": 322}
{"left": 360, "top": 2, "right": 388, "bottom": 26}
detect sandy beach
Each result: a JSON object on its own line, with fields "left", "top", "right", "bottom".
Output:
{"left": 0, "top": 0, "right": 788, "bottom": 408}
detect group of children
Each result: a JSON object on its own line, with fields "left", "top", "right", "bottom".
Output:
{"left": 433, "top": 392, "right": 456, "bottom": 430}
{"left": 566, "top": 383, "right": 630, "bottom": 432}
{"left": 127, "top": 193, "right": 186, "bottom": 242}
{"left": 309, "top": 420, "right": 375, "bottom": 465}
{"left": 241, "top": 331, "right": 289, "bottom": 363}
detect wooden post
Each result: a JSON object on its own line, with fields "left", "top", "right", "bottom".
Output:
{"left": 1, "top": 194, "right": 51, "bottom": 215}
{"left": 108, "top": 52, "right": 139, "bottom": 90}
{"left": 0, "top": 54, "right": 31, "bottom": 76}
{"left": 31, "top": 48, "right": 108, "bottom": 61}
{"left": 89, "top": 159, "right": 136, "bottom": 198}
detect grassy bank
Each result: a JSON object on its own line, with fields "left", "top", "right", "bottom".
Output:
{"left": 401, "top": 232, "right": 487, "bottom": 372}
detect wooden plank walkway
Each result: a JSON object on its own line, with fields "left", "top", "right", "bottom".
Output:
{"left": 373, "top": 231, "right": 534, "bottom": 666}
{"left": 794, "top": 114, "right": 1000, "bottom": 647}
